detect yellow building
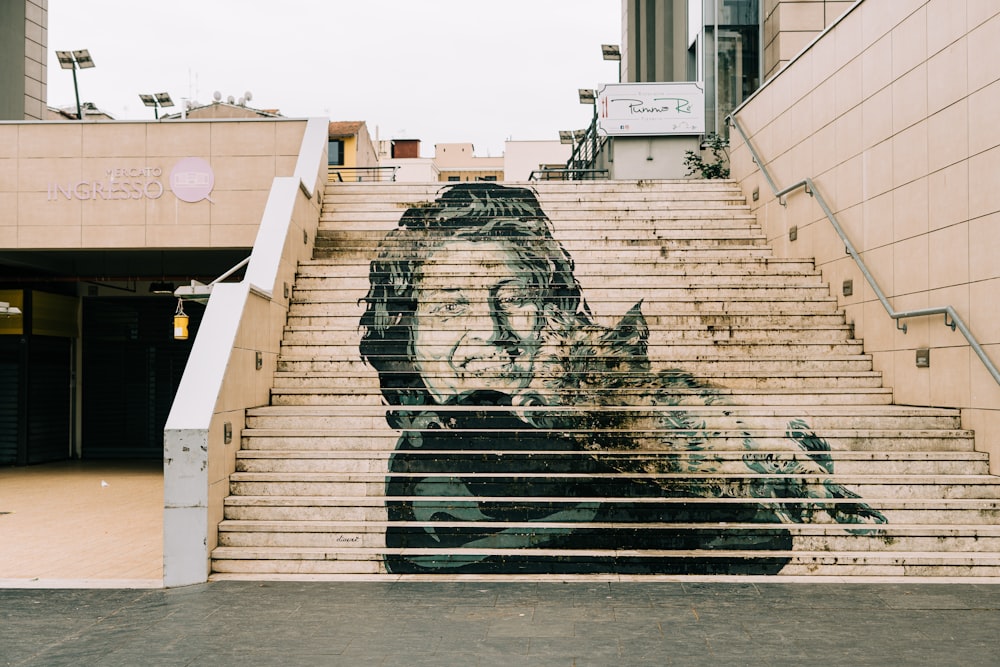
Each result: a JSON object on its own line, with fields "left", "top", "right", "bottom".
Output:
{"left": 327, "top": 121, "right": 381, "bottom": 181}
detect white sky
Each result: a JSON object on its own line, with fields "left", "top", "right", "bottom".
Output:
{"left": 47, "top": 1, "right": 622, "bottom": 157}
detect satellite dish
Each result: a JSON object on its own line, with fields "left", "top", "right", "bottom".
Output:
{"left": 244, "top": 91, "right": 253, "bottom": 102}
{"left": 237, "top": 97, "right": 245, "bottom": 106}
{"left": 227, "top": 95, "right": 235, "bottom": 104}
{"left": 213, "top": 91, "right": 222, "bottom": 102}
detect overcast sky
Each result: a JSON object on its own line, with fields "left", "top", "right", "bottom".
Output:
{"left": 47, "top": 1, "right": 622, "bottom": 157}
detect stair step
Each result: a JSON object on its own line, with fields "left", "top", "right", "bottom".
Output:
{"left": 274, "top": 357, "right": 876, "bottom": 374}
{"left": 286, "top": 299, "right": 844, "bottom": 316}
{"left": 215, "top": 521, "right": 1000, "bottom": 552}
{"left": 312, "top": 246, "right": 778, "bottom": 259}
{"left": 299, "top": 258, "right": 822, "bottom": 274}
{"left": 240, "top": 429, "right": 976, "bottom": 452}
{"left": 272, "top": 370, "right": 884, "bottom": 390}
{"left": 244, "top": 405, "right": 963, "bottom": 432}
{"left": 285, "top": 313, "right": 850, "bottom": 330}
{"left": 269, "top": 387, "right": 893, "bottom": 407}
{"left": 318, "top": 226, "right": 769, "bottom": 239}
{"left": 210, "top": 546, "right": 1000, "bottom": 576}
{"left": 291, "top": 275, "right": 827, "bottom": 289}
{"left": 291, "top": 287, "right": 833, "bottom": 303}
{"left": 233, "top": 451, "right": 986, "bottom": 475}
{"left": 227, "top": 473, "right": 1000, "bottom": 500}
{"left": 281, "top": 325, "right": 853, "bottom": 345}
{"left": 279, "top": 342, "right": 865, "bottom": 360}
{"left": 222, "top": 495, "right": 1000, "bottom": 524}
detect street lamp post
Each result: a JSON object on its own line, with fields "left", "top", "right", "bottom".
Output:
{"left": 139, "top": 92, "right": 175, "bottom": 119}
{"left": 578, "top": 88, "right": 598, "bottom": 168}
{"left": 55, "top": 49, "right": 95, "bottom": 120}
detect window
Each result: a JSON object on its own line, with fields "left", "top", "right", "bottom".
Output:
{"left": 328, "top": 140, "right": 345, "bottom": 166}
{"left": 447, "top": 176, "right": 460, "bottom": 182}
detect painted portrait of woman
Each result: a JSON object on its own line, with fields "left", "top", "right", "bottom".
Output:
{"left": 359, "top": 182, "right": 885, "bottom": 574}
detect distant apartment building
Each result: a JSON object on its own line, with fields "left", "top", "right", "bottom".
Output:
{"left": 433, "top": 143, "right": 504, "bottom": 182}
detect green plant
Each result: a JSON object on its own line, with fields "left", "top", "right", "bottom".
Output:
{"left": 683, "top": 134, "right": 730, "bottom": 179}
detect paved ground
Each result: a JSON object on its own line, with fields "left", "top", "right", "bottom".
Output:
{"left": 2, "top": 581, "right": 1000, "bottom": 666}
{"left": 0, "top": 460, "right": 162, "bottom": 585}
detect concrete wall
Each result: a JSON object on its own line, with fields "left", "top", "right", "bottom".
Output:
{"left": 382, "top": 157, "right": 439, "bottom": 182}
{"left": 0, "top": 119, "right": 307, "bottom": 249}
{"left": 610, "top": 136, "right": 701, "bottom": 179}
{"left": 730, "top": 0, "right": 1000, "bottom": 471}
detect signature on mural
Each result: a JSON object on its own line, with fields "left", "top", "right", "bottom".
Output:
{"left": 359, "top": 183, "right": 886, "bottom": 574}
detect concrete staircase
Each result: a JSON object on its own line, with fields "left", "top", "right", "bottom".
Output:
{"left": 213, "top": 180, "right": 1000, "bottom": 578}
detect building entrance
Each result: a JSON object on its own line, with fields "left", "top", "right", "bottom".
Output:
{"left": 81, "top": 298, "right": 200, "bottom": 459}
{"left": 0, "top": 334, "right": 72, "bottom": 465}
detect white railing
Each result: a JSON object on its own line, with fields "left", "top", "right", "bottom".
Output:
{"left": 162, "top": 117, "right": 328, "bottom": 587}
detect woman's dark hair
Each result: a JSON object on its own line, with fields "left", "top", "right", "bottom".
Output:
{"left": 359, "top": 182, "right": 589, "bottom": 406}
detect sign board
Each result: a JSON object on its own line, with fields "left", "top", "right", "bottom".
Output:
{"left": 597, "top": 82, "right": 705, "bottom": 136}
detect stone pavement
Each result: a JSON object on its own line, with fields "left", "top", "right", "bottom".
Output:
{"left": 2, "top": 581, "right": 999, "bottom": 666}
{"left": 0, "top": 460, "right": 162, "bottom": 585}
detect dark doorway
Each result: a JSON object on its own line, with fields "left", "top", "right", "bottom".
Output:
{"left": 0, "top": 335, "right": 72, "bottom": 465}
{"left": 82, "top": 298, "right": 201, "bottom": 459}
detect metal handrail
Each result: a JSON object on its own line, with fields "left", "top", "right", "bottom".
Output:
{"left": 565, "top": 114, "right": 607, "bottom": 176}
{"left": 328, "top": 166, "right": 398, "bottom": 182}
{"left": 529, "top": 168, "right": 609, "bottom": 181}
{"left": 173, "top": 256, "right": 250, "bottom": 303}
{"left": 728, "top": 114, "right": 1000, "bottom": 388}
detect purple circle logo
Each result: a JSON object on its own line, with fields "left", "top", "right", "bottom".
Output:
{"left": 170, "top": 157, "right": 215, "bottom": 203}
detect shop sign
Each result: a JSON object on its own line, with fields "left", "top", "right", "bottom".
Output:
{"left": 47, "top": 157, "right": 215, "bottom": 203}
{"left": 597, "top": 82, "right": 705, "bottom": 136}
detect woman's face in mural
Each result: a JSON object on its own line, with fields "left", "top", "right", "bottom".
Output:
{"left": 410, "top": 240, "right": 545, "bottom": 403}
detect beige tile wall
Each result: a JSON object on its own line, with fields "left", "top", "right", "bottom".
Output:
{"left": 23, "top": 0, "right": 46, "bottom": 120}
{"left": 732, "top": 0, "right": 1000, "bottom": 470}
{"left": 763, "top": 0, "right": 857, "bottom": 79}
{"left": 3, "top": 119, "right": 307, "bottom": 249}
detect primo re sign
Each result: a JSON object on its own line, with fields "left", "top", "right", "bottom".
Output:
{"left": 47, "top": 158, "right": 215, "bottom": 203}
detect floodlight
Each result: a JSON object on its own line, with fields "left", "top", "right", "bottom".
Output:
{"left": 56, "top": 49, "right": 95, "bottom": 119}
{"left": 578, "top": 89, "right": 597, "bottom": 104}
{"left": 139, "top": 92, "right": 174, "bottom": 119}
{"left": 601, "top": 44, "right": 621, "bottom": 61}
{"left": 559, "top": 130, "right": 575, "bottom": 144}
{"left": 55, "top": 50, "right": 75, "bottom": 69}
{"left": 72, "top": 49, "right": 95, "bottom": 68}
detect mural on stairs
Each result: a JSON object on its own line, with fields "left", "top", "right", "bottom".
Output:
{"left": 359, "top": 182, "right": 886, "bottom": 574}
